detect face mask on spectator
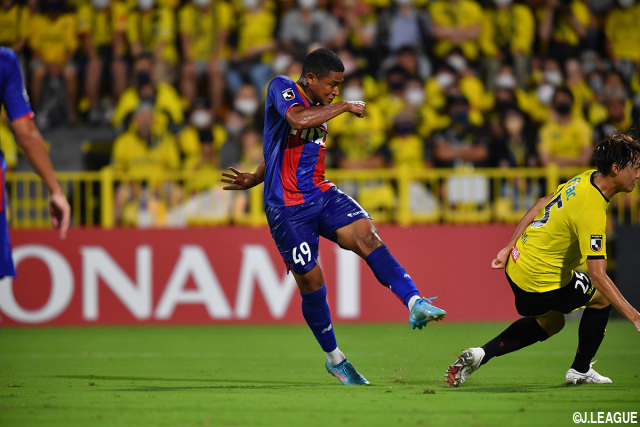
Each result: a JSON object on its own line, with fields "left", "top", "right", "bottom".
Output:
{"left": 191, "top": 110, "right": 211, "bottom": 129}
{"left": 298, "top": 0, "right": 317, "bottom": 10}
{"left": 543, "top": 70, "right": 563, "bottom": 86}
{"left": 446, "top": 55, "right": 467, "bottom": 73}
{"left": 618, "top": 0, "right": 634, "bottom": 7}
{"left": 404, "top": 88, "right": 425, "bottom": 106}
{"left": 193, "top": 0, "right": 211, "bottom": 7}
{"left": 451, "top": 110, "right": 469, "bottom": 125}
{"left": 138, "top": 0, "right": 154, "bottom": 11}
{"left": 394, "top": 122, "right": 416, "bottom": 135}
{"left": 493, "top": 0, "right": 512, "bottom": 5}
{"left": 536, "top": 84, "right": 554, "bottom": 105}
{"left": 495, "top": 73, "right": 516, "bottom": 90}
{"left": 554, "top": 102, "right": 572, "bottom": 116}
{"left": 136, "top": 71, "right": 152, "bottom": 87}
{"left": 91, "top": 0, "right": 110, "bottom": 9}
{"left": 342, "top": 86, "right": 363, "bottom": 102}
{"left": 47, "top": 0, "right": 64, "bottom": 13}
{"left": 589, "top": 76, "right": 604, "bottom": 93}
{"left": 435, "top": 73, "right": 454, "bottom": 89}
{"left": 395, "top": 0, "right": 412, "bottom": 5}
{"left": 241, "top": 0, "right": 259, "bottom": 9}
{"left": 235, "top": 98, "right": 259, "bottom": 116}
{"left": 272, "top": 54, "right": 292, "bottom": 75}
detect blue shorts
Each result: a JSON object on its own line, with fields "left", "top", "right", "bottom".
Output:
{"left": 265, "top": 187, "right": 371, "bottom": 275}
{"left": 0, "top": 167, "right": 15, "bottom": 278}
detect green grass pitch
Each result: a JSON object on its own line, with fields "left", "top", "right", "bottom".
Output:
{"left": 1, "top": 321, "right": 638, "bottom": 426}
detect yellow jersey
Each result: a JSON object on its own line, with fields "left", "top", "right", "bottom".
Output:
{"left": 604, "top": 3, "right": 640, "bottom": 62}
{"left": 29, "top": 12, "right": 78, "bottom": 65}
{"left": 481, "top": 4, "right": 535, "bottom": 56}
{"left": 0, "top": 4, "right": 30, "bottom": 46}
{"left": 429, "top": 0, "right": 484, "bottom": 60}
{"left": 178, "top": 1, "right": 233, "bottom": 62}
{"left": 506, "top": 170, "right": 609, "bottom": 293}
{"left": 538, "top": 117, "right": 592, "bottom": 162}
{"left": 111, "top": 128, "right": 180, "bottom": 177}
{"left": 77, "top": 1, "right": 127, "bottom": 48}
{"left": 126, "top": 7, "right": 177, "bottom": 64}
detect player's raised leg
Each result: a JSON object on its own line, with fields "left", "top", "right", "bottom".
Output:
{"left": 334, "top": 216, "right": 446, "bottom": 329}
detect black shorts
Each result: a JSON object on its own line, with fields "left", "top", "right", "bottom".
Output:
{"left": 506, "top": 270, "right": 596, "bottom": 317}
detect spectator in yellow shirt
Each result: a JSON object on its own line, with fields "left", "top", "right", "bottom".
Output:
{"left": 604, "top": 0, "right": 640, "bottom": 81}
{"left": 126, "top": 0, "right": 177, "bottom": 83}
{"left": 78, "top": 0, "right": 127, "bottom": 123}
{"left": 538, "top": 87, "right": 593, "bottom": 167}
{"left": 29, "top": 0, "right": 79, "bottom": 121}
{"left": 430, "top": 0, "right": 484, "bottom": 62}
{"left": 0, "top": 0, "right": 31, "bottom": 54}
{"left": 112, "top": 53, "right": 184, "bottom": 132}
{"left": 111, "top": 102, "right": 180, "bottom": 225}
{"left": 481, "top": 0, "right": 535, "bottom": 91}
{"left": 227, "top": 0, "right": 277, "bottom": 97}
{"left": 537, "top": 0, "right": 589, "bottom": 61}
{"left": 178, "top": 0, "right": 233, "bottom": 113}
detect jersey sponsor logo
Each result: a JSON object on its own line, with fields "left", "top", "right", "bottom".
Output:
{"left": 282, "top": 88, "right": 295, "bottom": 101}
{"left": 347, "top": 209, "right": 365, "bottom": 218}
{"left": 510, "top": 245, "right": 520, "bottom": 262}
{"left": 590, "top": 235, "right": 603, "bottom": 252}
{"left": 565, "top": 177, "right": 581, "bottom": 200}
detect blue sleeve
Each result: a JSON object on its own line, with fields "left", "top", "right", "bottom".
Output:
{"left": 0, "top": 48, "right": 33, "bottom": 122}
{"left": 268, "top": 76, "right": 303, "bottom": 120}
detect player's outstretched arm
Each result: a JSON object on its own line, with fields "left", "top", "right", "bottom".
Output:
{"left": 286, "top": 101, "right": 365, "bottom": 130}
{"left": 587, "top": 258, "right": 640, "bottom": 333}
{"left": 491, "top": 192, "right": 555, "bottom": 269}
{"left": 221, "top": 160, "right": 265, "bottom": 190}
{"left": 11, "top": 117, "right": 70, "bottom": 239}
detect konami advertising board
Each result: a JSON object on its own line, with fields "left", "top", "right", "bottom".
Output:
{"left": 0, "top": 226, "right": 519, "bottom": 325}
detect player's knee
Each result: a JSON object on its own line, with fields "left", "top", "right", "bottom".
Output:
{"left": 537, "top": 313, "right": 565, "bottom": 337}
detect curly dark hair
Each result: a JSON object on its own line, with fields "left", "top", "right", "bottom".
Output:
{"left": 592, "top": 132, "right": 640, "bottom": 176}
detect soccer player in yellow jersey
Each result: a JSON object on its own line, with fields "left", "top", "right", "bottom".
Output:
{"left": 446, "top": 133, "right": 640, "bottom": 387}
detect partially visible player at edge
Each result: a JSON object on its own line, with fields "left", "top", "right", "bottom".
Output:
{"left": 446, "top": 133, "right": 640, "bottom": 387}
{"left": 221, "top": 48, "right": 446, "bottom": 385}
{"left": 0, "top": 47, "right": 70, "bottom": 279}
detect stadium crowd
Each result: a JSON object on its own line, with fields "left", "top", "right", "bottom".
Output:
{"left": 0, "top": 0, "right": 639, "bottom": 224}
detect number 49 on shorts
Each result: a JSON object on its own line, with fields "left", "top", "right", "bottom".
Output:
{"left": 293, "top": 242, "right": 312, "bottom": 266}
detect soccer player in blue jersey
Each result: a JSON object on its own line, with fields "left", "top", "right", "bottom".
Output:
{"left": 0, "top": 47, "right": 70, "bottom": 277}
{"left": 221, "top": 48, "right": 446, "bottom": 385}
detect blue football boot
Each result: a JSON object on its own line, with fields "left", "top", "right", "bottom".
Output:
{"left": 326, "top": 359, "right": 370, "bottom": 385}
{"left": 409, "top": 297, "right": 446, "bottom": 329}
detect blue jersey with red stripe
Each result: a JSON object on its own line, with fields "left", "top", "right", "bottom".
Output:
{"left": 0, "top": 47, "right": 33, "bottom": 122}
{"left": 263, "top": 75, "right": 334, "bottom": 207}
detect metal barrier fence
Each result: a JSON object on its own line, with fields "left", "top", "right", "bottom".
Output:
{"left": 5, "top": 165, "right": 639, "bottom": 229}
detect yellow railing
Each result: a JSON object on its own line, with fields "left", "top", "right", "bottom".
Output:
{"left": 5, "top": 165, "right": 639, "bottom": 229}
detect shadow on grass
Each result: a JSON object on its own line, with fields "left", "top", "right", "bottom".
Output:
{"left": 447, "top": 384, "right": 631, "bottom": 393}
{"left": 50, "top": 374, "right": 330, "bottom": 388}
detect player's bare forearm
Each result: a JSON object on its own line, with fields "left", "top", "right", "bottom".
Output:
{"left": 221, "top": 160, "right": 265, "bottom": 190}
{"left": 286, "top": 101, "right": 363, "bottom": 130}
{"left": 492, "top": 193, "right": 554, "bottom": 269}
{"left": 11, "top": 117, "right": 70, "bottom": 238}
{"left": 588, "top": 259, "right": 640, "bottom": 331}
{"left": 11, "top": 117, "right": 63, "bottom": 196}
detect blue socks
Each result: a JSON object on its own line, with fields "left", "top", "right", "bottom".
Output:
{"left": 366, "top": 245, "right": 420, "bottom": 308}
{"left": 301, "top": 285, "right": 337, "bottom": 353}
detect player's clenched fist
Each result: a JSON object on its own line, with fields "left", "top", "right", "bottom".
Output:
{"left": 344, "top": 100, "right": 366, "bottom": 118}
